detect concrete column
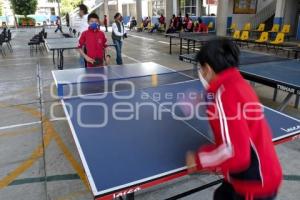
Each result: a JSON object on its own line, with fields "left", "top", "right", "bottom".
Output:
{"left": 127, "top": 4, "right": 130, "bottom": 16}
{"left": 216, "top": 0, "right": 228, "bottom": 36}
{"left": 275, "top": 0, "right": 286, "bottom": 18}
{"left": 136, "top": 0, "right": 143, "bottom": 24}
{"left": 173, "top": 0, "right": 177, "bottom": 15}
{"left": 117, "top": 0, "right": 123, "bottom": 14}
{"left": 196, "top": 0, "right": 199, "bottom": 16}
{"left": 165, "top": 0, "right": 174, "bottom": 24}
{"left": 148, "top": 0, "right": 153, "bottom": 17}
{"left": 274, "top": 0, "right": 287, "bottom": 26}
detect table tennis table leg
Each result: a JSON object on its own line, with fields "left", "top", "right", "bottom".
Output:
{"left": 52, "top": 50, "right": 55, "bottom": 64}
{"left": 169, "top": 37, "right": 172, "bottom": 54}
{"left": 193, "top": 40, "right": 196, "bottom": 52}
{"left": 278, "top": 93, "right": 293, "bottom": 111}
{"left": 295, "top": 95, "right": 299, "bottom": 109}
{"left": 180, "top": 38, "right": 183, "bottom": 55}
{"left": 273, "top": 88, "right": 278, "bottom": 102}
{"left": 187, "top": 40, "right": 190, "bottom": 54}
{"left": 59, "top": 49, "right": 64, "bottom": 70}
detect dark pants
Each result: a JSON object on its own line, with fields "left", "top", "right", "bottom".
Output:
{"left": 55, "top": 25, "right": 63, "bottom": 33}
{"left": 214, "top": 182, "right": 277, "bottom": 200}
{"left": 105, "top": 25, "right": 108, "bottom": 32}
{"left": 113, "top": 39, "right": 123, "bottom": 65}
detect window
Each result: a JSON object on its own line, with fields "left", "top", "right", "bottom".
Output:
{"left": 50, "top": 7, "right": 55, "bottom": 16}
{"left": 152, "top": 0, "right": 165, "bottom": 16}
{"left": 179, "top": 0, "right": 197, "bottom": 16}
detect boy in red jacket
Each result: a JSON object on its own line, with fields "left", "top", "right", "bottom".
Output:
{"left": 78, "top": 13, "right": 110, "bottom": 67}
{"left": 186, "top": 39, "right": 282, "bottom": 200}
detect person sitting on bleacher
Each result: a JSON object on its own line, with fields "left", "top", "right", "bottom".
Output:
{"left": 183, "top": 14, "right": 190, "bottom": 30}
{"left": 159, "top": 14, "right": 166, "bottom": 29}
{"left": 194, "top": 18, "right": 208, "bottom": 33}
{"left": 184, "top": 15, "right": 193, "bottom": 32}
{"left": 143, "top": 17, "right": 150, "bottom": 30}
{"left": 78, "top": 13, "right": 110, "bottom": 67}
{"left": 129, "top": 17, "right": 137, "bottom": 31}
{"left": 166, "top": 14, "right": 177, "bottom": 34}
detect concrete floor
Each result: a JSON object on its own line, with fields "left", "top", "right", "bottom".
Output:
{"left": 0, "top": 27, "right": 299, "bottom": 200}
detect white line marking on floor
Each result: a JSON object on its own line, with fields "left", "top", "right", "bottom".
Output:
{"left": 158, "top": 41, "right": 169, "bottom": 45}
{"left": 0, "top": 118, "right": 66, "bottom": 131}
{"left": 127, "top": 34, "right": 155, "bottom": 41}
{"left": 0, "top": 121, "right": 41, "bottom": 131}
{"left": 122, "top": 53, "right": 142, "bottom": 63}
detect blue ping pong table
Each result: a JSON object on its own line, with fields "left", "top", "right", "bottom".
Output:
{"left": 52, "top": 62, "right": 300, "bottom": 200}
{"left": 46, "top": 38, "right": 117, "bottom": 70}
{"left": 240, "top": 59, "right": 300, "bottom": 111}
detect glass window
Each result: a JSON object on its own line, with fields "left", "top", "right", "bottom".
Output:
{"left": 152, "top": 0, "right": 165, "bottom": 16}
{"left": 179, "top": 0, "right": 197, "bottom": 16}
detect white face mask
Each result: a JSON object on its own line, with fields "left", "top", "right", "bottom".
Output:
{"left": 198, "top": 68, "right": 209, "bottom": 89}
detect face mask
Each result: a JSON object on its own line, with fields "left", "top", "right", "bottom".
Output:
{"left": 198, "top": 69, "right": 209, "bottom": 89}
{"left": 89, "top": 22, "right": 99, "bottom": 30}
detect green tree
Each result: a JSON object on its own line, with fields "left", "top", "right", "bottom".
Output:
{"left": 61, "top": 0, "right": 82, "bottom": 15}
{"left": 48, "top": 0, "right": 82, "bottom": 16}
{"left": 10, "top": 0, "right": 38, "bottom": 17}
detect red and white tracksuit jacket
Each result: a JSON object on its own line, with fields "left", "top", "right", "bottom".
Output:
{"left": 195, "top": 67, "right": 282, "bottom": 197}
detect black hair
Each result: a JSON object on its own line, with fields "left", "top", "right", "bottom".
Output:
{"left": 88, "top": 13, "right": 99, "bottom": 21}
{"left": 79, "top": 4, "right": 88, "bottom": 15}
{"left": 114, "top": 12, "right": 121, "bottom": 19}
{"left": 196, "top": 38, "right": 240, "bottom": 74}
{"left": 185, "top": 14, "right": 189, "bottom": 18}
{"left": 172, "top": 14, "right": 175, "bottom": 18}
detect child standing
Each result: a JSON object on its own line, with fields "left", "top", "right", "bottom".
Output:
{"left": 78, "top": 13, "right": 110, "bottom": 67}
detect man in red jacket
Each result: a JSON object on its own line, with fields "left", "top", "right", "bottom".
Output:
{"left": 186, "top": 38, "right": 282, "bottom": 200}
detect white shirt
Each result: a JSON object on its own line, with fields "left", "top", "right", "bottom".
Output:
{"left": 112, "top": 22, "right": 126, "bottom": 40}
{"left": 72, "top": 14, "right": 89, "bottom": 37}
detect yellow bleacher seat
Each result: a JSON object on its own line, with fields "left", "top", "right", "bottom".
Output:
{"left": 256, "top": 24, "right": 265, "bottom": 32}
{"left": 233, "top": 30, "right": 241, "bottom": 39}
{"left": 243, "top": 23, "right": 251, "bottom": 31}
{"left": 281, "top": 24, "right": 290, "bottom": 34}
{"left": 255, "top": 32, "right": 269, "bottom": 43}
{"left": 208, "top": 22, "right": 214, "bottom": 30}
{"left": 269, "top": 24, "right": 280, "bottom": 32}
{"left": 240, "top": 31, "right": 249, "bottom": 41}
{"left": 230, "top": 23, "right": 237, "bottom": 30}
{"left": 147, "top": 23, "right": 153, "bottom": 30}
{"left": 269, "top": 32, "right": 285, "bottom": 45}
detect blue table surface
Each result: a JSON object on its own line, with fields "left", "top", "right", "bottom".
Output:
{"left": 53, "top": 62, "right": 175, "bottom": 86}
{"left": 240, "top": 59, "right": 300, "bottom": 88}
{"left": 63, "top": 80, "right": 300, "bottom": 195}
{"left": 239, "top": 51, "right": 289, "bottom": 65}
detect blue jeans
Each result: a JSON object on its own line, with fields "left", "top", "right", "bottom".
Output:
{"left": 113, "top": 39, "right": 123, "bottom": 65}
